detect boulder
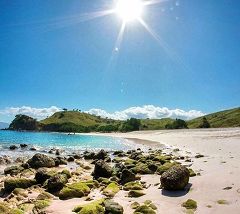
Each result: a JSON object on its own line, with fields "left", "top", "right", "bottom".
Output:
{"left": 83, "top": 151, "right": 95, "bottom": 160}
{"left": 35, "top": 168, "right": 57, "bottom": 184}
{"left": 133, "top": 205, "right": 156, "bottom": 214}
{"left": 160, "top": 165, "right": 190, "bottom": 190}
{"left": 4, "top": 178, "right": 36, "bottom": 192}
{"left": 67, "top": 156, "right": 75, "bottom": 162}
{"left": 27, "top": 153, "right": 56, "bottom": 168}
{"left": 59, "top": 182, "right": 90, "bottom": 200}
{"left": 9, "top": 145, "right": 18, "bottom": 150}
{"left": 73, "top": 199, "right": 104, "bottom": 214}
{"left": 46, "top": 174, "right": 68, "bottom": 192}
{"left": 104, "top": 200, "right": 123, "bottom": 214}
{"left": 20, "top": 144, "right": 28, "bottom": 148}
{"left": 95, "top": 149, "right": 108, "bottom": 160}
{"left": 120, "top": 169, "right": 137, "bottom": 184}
{"left": 4, "top": 165, "right": 24, "bottom": 175}
{"left": 102, "top": 182, "right": 120, "bottom": 197}
{"left": 128, "top": 190, "right": 145, "bottom": 198}
{"left": 54, "top": 157, "right": 67, "bottom": 166}
{"left": 92, "top": 160, "right": 112, "bottom": 179}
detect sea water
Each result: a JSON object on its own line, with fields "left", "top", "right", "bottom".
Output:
{"left": 0, "top": 130, "right": 143, "bottom": 158}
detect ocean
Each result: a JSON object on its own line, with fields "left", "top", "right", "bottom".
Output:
{"left": 0, "top": 130, "right": 142, "bottom": 158}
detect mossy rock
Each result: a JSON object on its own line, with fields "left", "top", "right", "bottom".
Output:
{"left": 37, "top": 191, "right": 54, "bottom": 200}
{"left": 4, "top": 166, "right": 24, "bottom": 175}
{"left": 59, "top": 182, "right": 90, "bottom": 200}
{"left": 123, "top": 182, "right": 143, "bottom": 191}
{"left": 182, "top": 199, "right": 197, "bottom": 210}
{"left": 73, "top": 199, "right": 105, "bottom": 214}
{"left": 35, "top": 168, "right": 58, "bottom": 184}
{"left": 131, "top": 163, "right": 153, "bottom": 174}
{"left": 134, "top": 205, "right": 156, "bottom": 214}
{"left": 98, "top": 177, "right": 111, "bottom": 186}
{"left": 124, "top": 159, "right": 137, "bottom": 165}
{"left": 153, "top": 155, "right": 172, "bottom": 164}
{"left": 46, "top": 173, "right": 68, "bottom": 192}
{"left": 128, "top": 190, "right": 145, "bottom": 198}
{"left": 131, "top": 202, "right": 140, "bottom": 209}
{"left": 160, "top": 165, "right": 190, "bottom": 191}
{"left": 92, "top": 160, "right": 112, "bottom": 179}
{"left": 103, "top": 182, "right": 120, "bottom": 197}
{"left": 84, "top": 180, "right": 100, "bottom": 189}
{"left": 104, "top": 199, "right": 123, "bottom": 214}
{"left": 4, "top": 178, "right": 36, "bottom": 192}
{"left": 188, "top": 168, "right": 196, "bottom": 177}
{"left": 148, "top": 203, "right": 157, "bottom": 210}
{"left": 120, "top": 169, "right": 137, "bottom": 185}
{"left": 27, "top": 153, "right": 56, "bottom": 168}
{"left": 12, "top": 188, "right": 27, "bottom": 197}
{"left": 61, "top": 169, "right": 71, "bottom": 178}
{"left": 156, "top": 162, "right": 176, "bottom": 175}
{"left": 143, "top": 200, "right": 152, "bottom": 205}
{"left": 34, "top": 199, "right": 51, "bottom": 209}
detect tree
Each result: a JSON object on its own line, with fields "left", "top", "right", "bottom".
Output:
{"left": 9, "top": 114, "right": 39, "bottom": 131}
{"left": 198, "top": 117, "right": 210, "bottom": 128}
{"left": 165, "top": 119, "right": 188, "bottom": 129}
{"left": 119, "top": 118, "right": 141, "bottom": 132}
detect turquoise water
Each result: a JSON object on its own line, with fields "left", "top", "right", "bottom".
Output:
{"left": 0, "top": 130, "right": 140, "bottom": 157}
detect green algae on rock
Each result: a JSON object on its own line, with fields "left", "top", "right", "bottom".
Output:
{"left": 73, "top": 199, "right": 105, "bottom": 214}
{"left": 103, "top": 182, "right": 120, "bottom": 197}
{"left": 128, "top": 190, "right": 145, "bottom": 198}
{"left": 104, "top": 199, "right": 123, "bottom": 214}
{"left": 123, "top": 181, "right": 143, "bottom": 191}
{"left": 4, "top": 178, "right": 36, "bottom": 192}
{"left": 182, "top": 199, "right": 197, "bottom": 210}
{"left": 134, "top": 204, "right": 156, "bottom": 214}
{"left": 59, "top": 182, "right": 90, "bottom": 200}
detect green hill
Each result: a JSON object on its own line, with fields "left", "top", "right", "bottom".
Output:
{"left": 187, "top": 107, "right": 240, "bottom": 128}
{"left": 140, "top": 118, "right": 174, "bottom": 130}
{"left": 40, "top": 111, "right": 120, "bottom": 132}
{"left": 8, "top": 107, "right": 240, "bottom": 133}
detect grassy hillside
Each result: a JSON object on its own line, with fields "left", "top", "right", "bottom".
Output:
{"left": 140, "top": 118, "right": 174, "bottom": 130}
{"left": 41, "top": 111, "right": 115, "bottom": 126}
{"left": 9, "top": 107, "right": 239, "bottom": 132}
{"left": 187, "top": 107, "right": 240, "bottom": 128}
{"left": 40, "top": 111, "right": 121, "bottom": 132}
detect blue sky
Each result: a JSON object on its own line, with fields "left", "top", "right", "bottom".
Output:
{"left": 0, "top": 0, "right": 239, "bottom": 122}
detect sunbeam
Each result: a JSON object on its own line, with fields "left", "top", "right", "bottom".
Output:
{"left": 138, "top": 18, "right": 190, "bottom": 72}
{"left": 143, "top": 0, "right": 169, "bottom": 6}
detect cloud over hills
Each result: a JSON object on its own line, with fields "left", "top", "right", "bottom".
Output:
{"left": 0, "top": 105, "right": 205, "bottom": 121}
{"left": 87, "top": 105, "right": 205, "bottom": 120}
{"left": 0, "top": 106, "right": 61, "bottom": 120}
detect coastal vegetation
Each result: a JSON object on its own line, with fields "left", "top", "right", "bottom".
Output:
{"left": 7, "top": 107, "right": 240, "bottom": 133}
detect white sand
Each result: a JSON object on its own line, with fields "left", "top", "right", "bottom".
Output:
{"left": 45, "top": 128, "right": 240, "bottom": 213}
{"left": 89, "top": 128, "right": 240, "bottom": 213}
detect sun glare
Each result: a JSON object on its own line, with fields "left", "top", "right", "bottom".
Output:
{"left": 115, "top": 0, "right": 143, "bottom": 22}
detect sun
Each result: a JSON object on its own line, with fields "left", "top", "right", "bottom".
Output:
{"left": 115, "top": 0, "right": 144, "bottom": 22}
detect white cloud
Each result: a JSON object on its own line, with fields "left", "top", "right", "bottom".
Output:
{"left": 87, "top": 105, "right": 205, "bottom": 120}
{"left": 0, "top": 105, "right": 205, "bottom": 122}
{"left": 0, "top": 106, "right": 61, "bottom": 120}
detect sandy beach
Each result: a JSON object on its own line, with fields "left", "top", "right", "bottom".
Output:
{"left": 1, "top": 128, "right": 240, "bottom": 214}
{"left": 84, "top": 128, "right": 240, "bottom": 213}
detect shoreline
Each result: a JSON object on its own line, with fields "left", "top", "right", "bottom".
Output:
{"left": 0, "top": 128, "right": 240, "bottom": 213}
